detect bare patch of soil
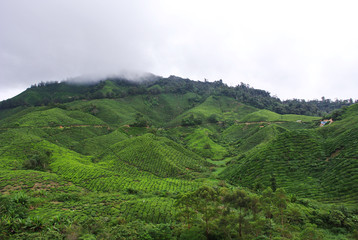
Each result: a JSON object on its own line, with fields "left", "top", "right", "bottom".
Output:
{"left": 326, "top": 148, "right": 342, "bottom": 162}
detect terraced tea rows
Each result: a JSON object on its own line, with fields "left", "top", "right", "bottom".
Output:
{"left": 51, "top": 157, "right": 201, "bottom": 194}
{"left": 30, "top": 193, "right": 178, "bottom": 225}
{"left": 101, "top": 134, "right": 211, "bottom": 178}
{"left": 117, "top": 197, "right": 176, "bottom": 223}
{"left": 221, "top": 106, "right": 358, "bottom": 204}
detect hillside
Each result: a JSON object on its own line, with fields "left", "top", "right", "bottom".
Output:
{"left": 220, "top": 103, "right": 358, "bottom": 204}
{"left": 0, "top": 76, "right": 357, "bottom": 239}
{"left": 1, "top": 75, "right": 355, "bottom": 116}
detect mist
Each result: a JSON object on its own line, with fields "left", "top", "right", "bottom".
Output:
{"left": 64, "top": 71, "right": 159, "bottom": 86}
{"left": 1, "top": 0, "right": 358, "bottom": 101}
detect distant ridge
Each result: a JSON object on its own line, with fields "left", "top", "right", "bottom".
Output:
{"left": 0, "top": 74, "right": 355, "bottom": 116}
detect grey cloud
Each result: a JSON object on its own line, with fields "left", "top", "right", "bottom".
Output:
{"left": 0, "top": 0, "right": 358, "bottom": 101}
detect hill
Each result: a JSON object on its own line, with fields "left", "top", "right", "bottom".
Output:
{"left": 220, "top": 103, "right": 358, "bottom": 204}
{"left": 98, "top": 133, "right": 211, "bottom": 178}
{"left": 1, "top": 75, "right": 355, "bottom": 116}
{"left": 0, "top": 75, "right": 357, "bottom": 239}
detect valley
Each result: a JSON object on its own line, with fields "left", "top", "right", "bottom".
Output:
{"left": 0, "top": 76, "right": 357, "bottom": 239}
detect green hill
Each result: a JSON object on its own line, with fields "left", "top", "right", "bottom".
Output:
{"left": 99, "top": 133, "right": 211, "bottom": 178}
{"left": 72, "top": 129, "right": 128, "bottom": 155}
{"left": 184, "top": 127, "right": 228, "bottom": 160}
{"left": 220, "top": 103, "right": 358, "bottom": 204}
{"left": 0, "top": 76, "right": 357, "bottom": 239}
{"left": 0, "top": 107, "right": 105, "bottom": 128}
{"left": 239, "top": 109, "right": 320, "bottom": 122}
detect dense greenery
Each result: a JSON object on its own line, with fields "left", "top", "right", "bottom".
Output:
{"left": 0, "top": 75, "right": 356, "bottom": 116}
{"left": 0, "top": 76, "right": 357, "bottom": 239}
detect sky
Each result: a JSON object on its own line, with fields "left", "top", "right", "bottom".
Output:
{"left": 1, "top": 0, "right": 358, "bottom": 101}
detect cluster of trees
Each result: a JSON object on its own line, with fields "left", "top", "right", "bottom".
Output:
{"left": 181, "top": 114, "right": 203, "bottom": 126}
{"left": 23, "top": 151, "right": 51, "bottom": 171}
{"left": 130, "top": 113, "right": 150, "bottom": 127}
{"left": 175, "top": 185, "right": 358, "bottom": 240}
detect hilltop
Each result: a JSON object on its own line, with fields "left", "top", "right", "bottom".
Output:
{"left": 1, "top": 74, "right": 355, "bottom": 116}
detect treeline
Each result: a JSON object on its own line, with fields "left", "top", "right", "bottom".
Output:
{"left": 0, "top": 75, "right": 356, "bottom": 116}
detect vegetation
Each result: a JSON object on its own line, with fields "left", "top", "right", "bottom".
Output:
{"left": 1, "top": 75, "right": 356, "bottom": 116}
{"left": 0, "top": 75, "right": 357, "bottom": 239}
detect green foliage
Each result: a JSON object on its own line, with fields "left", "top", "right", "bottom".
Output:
{"left": 239, "top": 109, "right": 320, "bottom": 123}
{"left": 131, "top": 113, "right": 149, "bottom": 127}
{"left": 23, "top": 151, "right": 51, "bottom": 171}
{"left": 0, "top": 192, "right": 29, "bottom": 219}
{"left": 1, "top": 76, "right": 354, "bottom": 118}
{"left": 220, "top": 117, "right": 358, "bottom": 204}
{"left": 181, "top": 114, "right": 202, "bottom": 126}
{"left": 73, "top": 129, "right": 128, "bottom": 155}
{"left": 185, "top": 127, "right": 228, "bottom": 160}
{"left": 207, "top": 114, "right": 218, "bottom": 123}
{"left": 0, "top": 77, "right": 357, "bottom": 239}
{"left": 178, "top": 226, "right": 206, "bottom": 240}
{"left": 299, "top": 225, "right": 324, "bottom": 240}
{"left": 0, "top": 107, "right": 105, "bottom": 128}
{"left": 99, "top": 133, "right": 211, "bottom": 178}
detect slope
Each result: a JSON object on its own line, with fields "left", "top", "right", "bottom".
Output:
{"left": 220, "top": 103, "right": 358, "bottom": 204}
{"left": 0, "top": 107, "right": 105, "bottom": 128}
{"left": 99, "top": 133, "right": 212, "bottom": 178}
{"left": 168, "top": 96, "right": 257, "bottom": 126}
{"left": 184, "top": 127, "right": 228, "bottom": 160}
{"left": 65, "top": 93, "right": 200, "bottom": 127}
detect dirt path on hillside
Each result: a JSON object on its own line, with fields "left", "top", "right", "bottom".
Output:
{"left": 238, "top": 121, "right": 286, "bottom": 125}
{"left": 0, "top": 124, "right": 110, "bottom": 130}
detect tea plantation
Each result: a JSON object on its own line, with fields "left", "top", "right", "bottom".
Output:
{"left": 0, "top": 76, "right": 357, "bottom": 239}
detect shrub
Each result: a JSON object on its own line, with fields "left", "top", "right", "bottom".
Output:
{"left": 207, "top": 114, "right": 218, "bottom": 123}
{"left": 55, "top": 193, "right": 81, "bottom": 202}
{"left": 182, "top": 114, "right": 202, "bottom": 126}
{"left": 23, "top": 151, "right": 51, "bottom": 171}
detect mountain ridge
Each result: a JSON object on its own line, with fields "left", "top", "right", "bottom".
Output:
{"left": 1, "top": 74, "right": 356, "bottom": 116}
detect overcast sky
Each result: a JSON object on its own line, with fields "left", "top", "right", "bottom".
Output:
{"left": 1, "top": 0, "right": 358, "bottom": 101}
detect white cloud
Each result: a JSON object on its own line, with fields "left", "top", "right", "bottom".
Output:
{"left": 0, "top": 0, "right": 358, "bottom": 101}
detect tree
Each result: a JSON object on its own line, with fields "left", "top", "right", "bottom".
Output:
{"left": 249, "top": 195, "right": 261, "bottom": 221}
{"left": 274, "top": 188, "right": 288, "bottom": 234}
{"left": 224, "top": 189, "right": 250, "bottom": 239}
{"left": 181, "top": 114, "right": 202, "bottom": 126}
{"left": 176, "top": 186, "right": 219, "bottom": 240}
{"left": 193, "top": 186, "right": 219, "bottom": 239}
{"left": 270, "top": 174, "right": 277, "bottom": 192}
{"left": 131, "top": 113, "right": 148, "bottom": 127}
{"left": 176, "top": 193, "right": 197, "bottom": 230}
{"left": 299, "top": 225, "right": 324, "bottom": 240}
{"left": 260, "top": 187, "right": 275, "bottom": 238}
